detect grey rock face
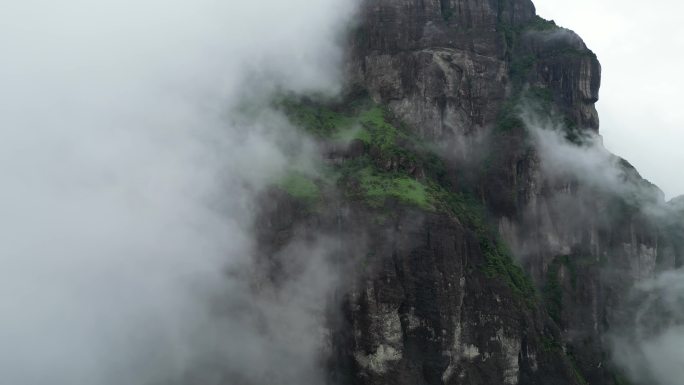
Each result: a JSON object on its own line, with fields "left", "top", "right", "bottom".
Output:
{"left": 258, "top": 1, "right": 681, "bottom": 385}
{"left": 348, "top": 0, "right": 600, "bottom": 140}
{"left": 349, "top": 0, "right": 530, "bottom": 140}
{"left": 336, "top": 211, "right": 582, "bottom": 385}
{"left": 256, "top": 193, "right": 583, "bottom": 385}
{"left": 341, "top": 1, "right": 677, "bottom": 385}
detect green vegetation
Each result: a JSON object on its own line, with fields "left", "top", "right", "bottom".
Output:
{"left": 509, "top": 54, "right": 536, "bottom": 87}
{"left": 495, "top": 98, "right": 525, "bottom": 133}
{"left": 358, "top": 107, "right": 401, "bottom": 150}
{"left": 540, "top": 335, "right": 563, "bottom": 353}
{"left": 278, "top": 98, "right": 355, "bottom": 137}
{"left": 566, "top": 351, "right": 589, "bottom": 385}
{"left": 278, "top": 97, "right": 413, "bottom": 156}
{"left": 356, "top": 166, "right": 433, "bottom": 210}
{"left": 540, "top": 334, "right": 589, "bottom": 385}
{"left": 572, "top": 365, "right": 589, "bottom": 385}
{"left": 334, "top": 126, "right": 372, "bottom": 143}
{"left": 279, "top": 96, "right": 537, "bottom": 303}
{"left": 544, "top": 258, "right": 564, "bottom": 324}
{"left": 276, "top": 171, "right": 320, "bottom": 202}
{"left": 435, "top": 190, "right": 537, "bottom": 303}
{"left": 279, "top": 97, "right": 429, "bottom": 209}
{"left": 494, "top": 85, "right": 554, "bottom": 135}
{"left": 543, "top": 254, "right": 598, "bottom": 324}
{"left": 543, "top": 255, "right": 579, "bottom": 324}
{"left": 480, "top": 236, "right": 536, "bottom": 304}
{"left": 525, "top": 86, "right": 554, "bottom": 106}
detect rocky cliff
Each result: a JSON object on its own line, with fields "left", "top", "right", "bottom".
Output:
{"left": 258, "top": 1, "right": 683, "bottom": 384}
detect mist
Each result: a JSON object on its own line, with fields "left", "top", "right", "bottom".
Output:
{"left": 522, "top": 107, "right": 665, "bottom": 208}
{"left": 533, "top": 0, "right": 684, "bottom": 199}
{"left": 610, "top": 270, "right": 684, "bottom": 385}
{"left": 521, "top": 104, "right": 684, "bottom": 385}
{"left": 0, "top": 1, "right": 358, "bottom": 384}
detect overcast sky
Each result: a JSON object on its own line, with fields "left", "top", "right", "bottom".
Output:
{"left": 533, "top": 0, "right": 684, "bottom": 200}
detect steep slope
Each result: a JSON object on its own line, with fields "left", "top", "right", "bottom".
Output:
{"left": 262, "top": 98, "right": 585, "bottom": 385}
{"left": 346, "top": 1, "right": 682, "bottom": 384}
{"left": 257, "top": 1, "right": 683, "bottom": 384}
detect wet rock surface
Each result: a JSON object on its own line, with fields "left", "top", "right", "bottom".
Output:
{"left": 257, "top": 1, "right": 682, "bottom": 384}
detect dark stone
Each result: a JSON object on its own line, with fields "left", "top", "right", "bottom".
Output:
{"left": 255, "top": 1, "right": 683, "bottom": 384}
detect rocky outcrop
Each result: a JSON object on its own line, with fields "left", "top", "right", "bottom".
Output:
{"left": 256, "top": 191, "right": 584, "bottom": 385}
{"left": 333, "top": 209, "right": 581, "bottom": 385}
{"left": 342, "top": 0, "right": 681, "bottom": 383}
{"left": 349, "top": 0, "right": 530, "bottom": 139}
{"left": 260, "top": 1, "right": 682, "bottom": 385}
{"left": 517, "top": 26, "right": 601, "bottom": 130}
{"left": 348, "top": 0, "right": 599, "bottom": 140}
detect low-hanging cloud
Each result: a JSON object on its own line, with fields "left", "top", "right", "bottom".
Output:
{"left": 533, "top": 0, "right": 684, "bottom": 200}
{"left": 0, "top": 1, "right": 358, "bottom": 384}
{"left": 609, "top": 270, "right": 684, "bottom": 385}
{"left": 521, "top": 103, "right": 684, "bottom": 385}
{"left": 522, "top": 107, "right": 665, "bottom": 207}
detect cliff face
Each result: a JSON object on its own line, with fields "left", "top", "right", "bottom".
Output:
{"left": 349, "top": 0, "right": 598, "bottom": 140}
{"left": 258, "top": 191, "right": 582, "bottom": 385}
{"left": 259, "top": 1, "right": 683, "bottom": 385}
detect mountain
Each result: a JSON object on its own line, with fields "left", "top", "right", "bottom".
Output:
{"left": 259, "top": 1, "right": 683, "bottom": 384}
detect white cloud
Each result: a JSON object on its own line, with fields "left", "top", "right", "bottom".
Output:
{"left": 610, "top": 270, "right": 684, "bottom": 385}
{"left": 0, "top": 1, "right": 358, "bottom": 384}
{"left": 533, "top": 0, "right": 684, "bottom": 199}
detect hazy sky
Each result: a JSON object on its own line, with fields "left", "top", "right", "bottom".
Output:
{"left": 534, "top": 0, "right": 684, "bottom": 200}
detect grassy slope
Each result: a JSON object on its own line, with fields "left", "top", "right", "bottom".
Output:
{"left": 276, "top": 96, "right": 536, "bottom": 302}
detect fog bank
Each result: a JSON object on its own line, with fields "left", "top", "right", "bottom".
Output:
{"left": 0, "top": 1, "right": 357, "bottom": 384}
